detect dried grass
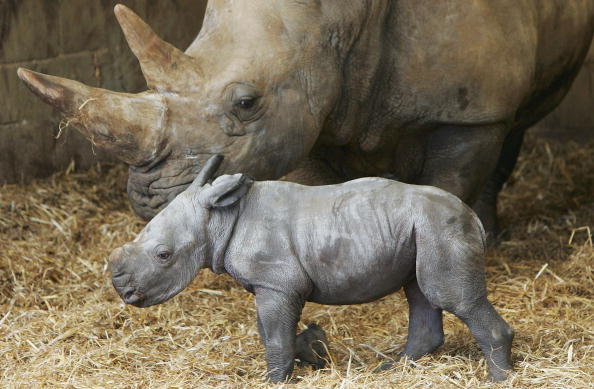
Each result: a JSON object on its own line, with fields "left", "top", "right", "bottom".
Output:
{"left": 1, "top": 135, "right": 593, "bottom": 388}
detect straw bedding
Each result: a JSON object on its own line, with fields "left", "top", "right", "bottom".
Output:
{"left": 1, "top": 135, "right": 592, "bottom": 388}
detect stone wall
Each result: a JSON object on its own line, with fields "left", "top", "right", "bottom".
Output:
{"left": 0, "top": 0, "right": 206, "bottom": 184}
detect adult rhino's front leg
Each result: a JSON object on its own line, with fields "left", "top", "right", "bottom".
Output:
{"left": 281, "top": 153, "right": 343, "bottom": 186}
{"left": 255, "top": 288, "right": 304, "bottom": 383}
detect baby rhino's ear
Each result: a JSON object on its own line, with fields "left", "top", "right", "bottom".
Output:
{"left": 198, "top": 174, "right": 254, "bottom": 209}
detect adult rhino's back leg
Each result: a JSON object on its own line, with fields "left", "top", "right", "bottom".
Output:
{"left": 415, "top": 123, "right": 507, "bottom": 206}
{"left": 472, "top": 60, "right": 586, "bottom": 243}
{"left": 471, "top": 128, "right": 526, "bottom": 243}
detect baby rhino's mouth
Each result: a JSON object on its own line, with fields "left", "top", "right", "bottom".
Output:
{"left": 122, "top": 290, "right": 144, "bottom": 305}
{"left": 112, "top": 273, "right": 146, "bottom": 307}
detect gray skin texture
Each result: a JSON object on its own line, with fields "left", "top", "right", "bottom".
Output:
{"left": 295, "top": 324, "right": 328, "bottom": 369}
{"left": 110, "top": 169, "right": 514, "bottom": 383}
{"left": 17, "top": 1, "right": 594, "bottom": 240}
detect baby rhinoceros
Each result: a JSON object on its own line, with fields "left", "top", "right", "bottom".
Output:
{"left": 110, "top": 155, "right": 514, "bottom": 383}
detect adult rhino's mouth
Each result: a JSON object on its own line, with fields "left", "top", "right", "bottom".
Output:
{"left": 127, "top": 155, "right": 217, "bottom": 220}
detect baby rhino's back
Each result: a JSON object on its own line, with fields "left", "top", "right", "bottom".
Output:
{"left": 236, "top": 178, "right": 484, "bottom": 306}
{"left": 278, "top": 178, "right": 482, "bottom": 305}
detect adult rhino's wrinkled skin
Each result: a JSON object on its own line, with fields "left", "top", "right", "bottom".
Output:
{"left": 17, "top": 1, "right": 594, "bottom": 238}
{"left": 110, "top": 156, "right": 514, "bottom": 383}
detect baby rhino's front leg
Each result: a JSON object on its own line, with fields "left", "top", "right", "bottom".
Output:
{"left": 255, "top": 288, "right": 304, "bottom": 383}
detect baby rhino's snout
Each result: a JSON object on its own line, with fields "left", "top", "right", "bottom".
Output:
{"left": 109, "top": 247, "right": 125, "bottom": 275}
{"left": 109, "top": 245, "right": 144, "bottom": 306}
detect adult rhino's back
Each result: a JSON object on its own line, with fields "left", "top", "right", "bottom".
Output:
{"left": 378, "top": 0, "right": 594, "bottom": 128}
{"left": 330, "top": 0, "right": 594, "bottom": 242}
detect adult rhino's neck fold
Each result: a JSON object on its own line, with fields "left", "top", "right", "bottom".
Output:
{"left": 319, "top": 0, "right": 393, "bottom": 148}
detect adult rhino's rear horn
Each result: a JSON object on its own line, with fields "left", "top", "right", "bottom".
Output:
{"left": 114, "top": 4, "right": 202, "bottom": 93}
{"left": 17, "top": 68, "right": 167, "bottom": 166}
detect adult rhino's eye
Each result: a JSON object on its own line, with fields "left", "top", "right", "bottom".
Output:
{"left": 236, "top": 97, "right": 256, "bottom": 110}
{"left": 229, "top": 84, "right": 262, "bottom": 123}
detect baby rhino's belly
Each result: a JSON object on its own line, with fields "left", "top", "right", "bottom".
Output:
{"left": 305, "top": 248, "right": 417, "bottom": 305}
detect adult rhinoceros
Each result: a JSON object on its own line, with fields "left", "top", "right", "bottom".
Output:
{"left": 18, "top": 1, "right": 594, "bottom": 238}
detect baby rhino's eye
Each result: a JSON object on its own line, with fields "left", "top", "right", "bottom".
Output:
{"left": 154, "top": 245, "right": 172, "bottom": 262}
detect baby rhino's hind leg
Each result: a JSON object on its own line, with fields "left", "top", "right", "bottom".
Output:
{"left": 454, "top": 297, "right": 514, "bottom": 381}
{"left": 295, "top": 324, "right": 328, "bottom": 369}
{"left": 401, "top": 280, "right": 444, "bottom": 359}
{"left": 377, "top": 279, "right": 444, "bottom": 372}
{"left": 417, "top": 243, "right": 514, "bottom": 381}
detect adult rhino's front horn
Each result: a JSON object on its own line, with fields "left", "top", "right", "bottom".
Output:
{"left": 17, "top": 4, "right": 203, "bottom": 166}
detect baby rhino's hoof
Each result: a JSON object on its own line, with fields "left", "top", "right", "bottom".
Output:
{"left": 374, "top": 361, "right": 395, "bottom": 373}
{"left": 488, "top": 367, "right": 510, "bottom": 382}
{"left": 295, "top": 324, "right": 328, "bottom": 369}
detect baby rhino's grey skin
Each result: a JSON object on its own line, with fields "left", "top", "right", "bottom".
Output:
{"left": 110, "top": 156, "right": 514, "bottom": 383}
{"left": 295, "top": 324, "right": 328, "bottom": 369}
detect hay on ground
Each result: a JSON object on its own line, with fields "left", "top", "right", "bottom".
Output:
{"left": 0, "top": 135, "right": 593, "bottom": 388}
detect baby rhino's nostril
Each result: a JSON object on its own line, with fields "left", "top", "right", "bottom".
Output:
{"left": 120, "top": 287, "right": 142, "bottom": 305}
{"left": 112, "top": 273, "right": 131, "bottom": 287}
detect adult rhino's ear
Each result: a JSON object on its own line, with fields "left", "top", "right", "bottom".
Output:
{"left": 198, "top": 174, "right": 253, "bottom": 209}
